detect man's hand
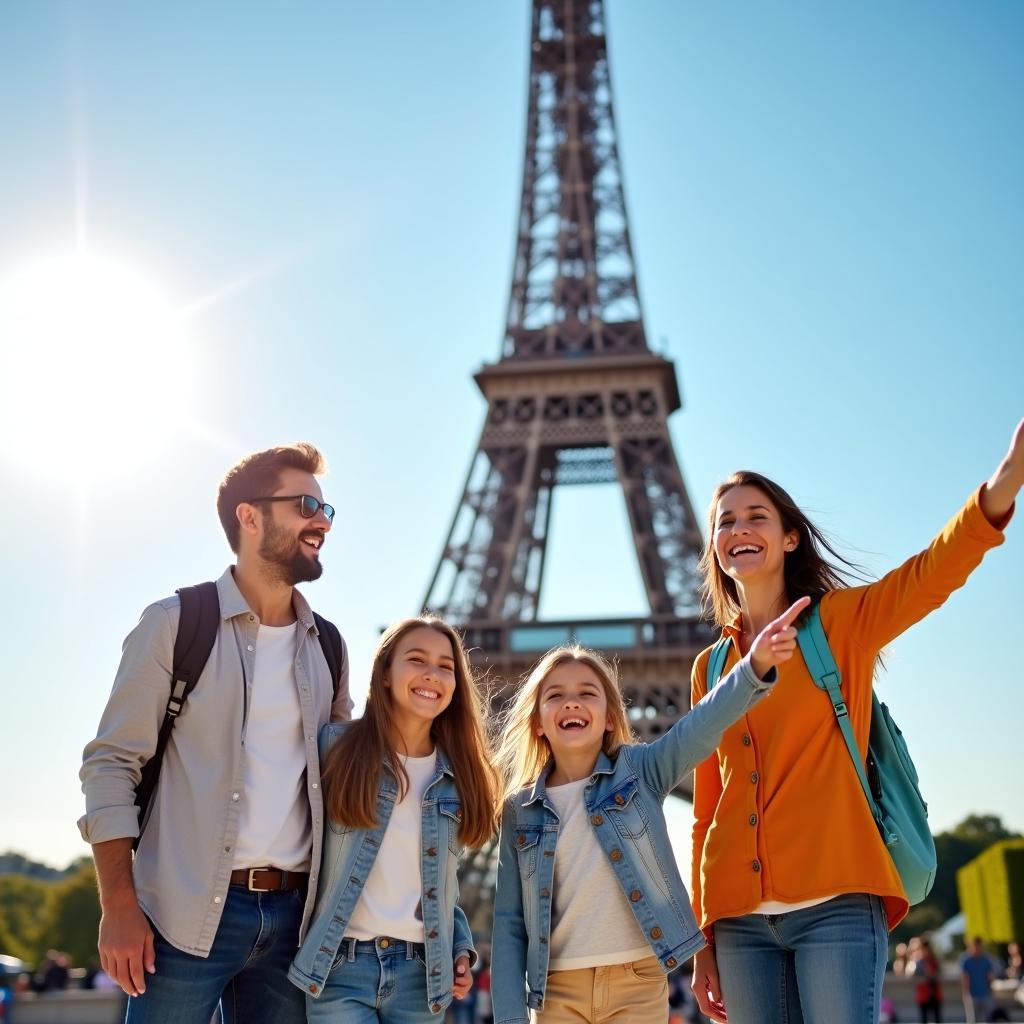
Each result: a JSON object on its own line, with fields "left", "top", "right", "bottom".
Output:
{"left": 692, "top": 945, "right": 727, "bottom": 1022}
{"left": 750, "top": 596, "right": 811, "bottom": 680}
{"left": 98, "top": 895, "right": 155, "bottom": 996}
{"left": 452, "top": 954, "right": 473, "bottom": 1000}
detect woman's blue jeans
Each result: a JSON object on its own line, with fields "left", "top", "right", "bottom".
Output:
{"left": 304, "top": 936, "right": 439, "bottom": 1024}
{"left": 125, "top": 885, "right": 306, "bottom": 1024}
{"left": 713, "top": 892, "right": 888, "bottom": 1024}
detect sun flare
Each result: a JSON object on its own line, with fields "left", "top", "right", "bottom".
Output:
{"left": 0, "top": 252, "right": 193, "bottom": 479}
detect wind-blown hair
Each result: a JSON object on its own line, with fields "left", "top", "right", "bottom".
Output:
{"left": 493, "top": 645, "right": 635, "bottom": 803}
{"left": 320, "top": 615, "right": 498, "bottom": 849}
{"left": 699, "top": 470, "right": 866, "bottom": 627}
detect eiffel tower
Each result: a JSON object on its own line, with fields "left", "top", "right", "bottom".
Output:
{"left": 424, "top": 0, "right": 715, "bottom": 923}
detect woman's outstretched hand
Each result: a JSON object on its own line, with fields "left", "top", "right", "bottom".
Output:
{"left": 749, "top": 596, "right": 812, "bottom": 680}
{"left": 981, "top": 417, "right": 1024, "bottom": 525}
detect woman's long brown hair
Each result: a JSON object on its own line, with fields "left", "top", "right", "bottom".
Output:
{"left": 320, "top": 615, "right": 498, "bottom": 849}
{"left": 699, "top": 470, "right": 868, "bottom": 627}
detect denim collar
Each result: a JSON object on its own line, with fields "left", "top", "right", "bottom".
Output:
{"left": 521, "top": 750, "right": 616, "bottom": 808}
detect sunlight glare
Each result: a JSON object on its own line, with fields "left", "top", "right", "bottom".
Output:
{"left": 0, "top": 252, "right": 193, "bottom": 479}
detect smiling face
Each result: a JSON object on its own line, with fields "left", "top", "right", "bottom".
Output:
{"left": 384, "top": 626, "right": 457, "bottom": 735}
{"left": 253, "top": 467, "right": 331, "bottom": 585}
{"left": 536, "top": 659, "right": 613, "bottom": 762}
{"left": 713, "top": 484, "right": 798, "bottom": 591}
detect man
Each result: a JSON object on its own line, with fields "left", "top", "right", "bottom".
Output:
{"left": 79, "top": 443, "right": 351, "bottom": 1023}
{"left": 960, "top": 935, "right": 997, "bottom": 1024}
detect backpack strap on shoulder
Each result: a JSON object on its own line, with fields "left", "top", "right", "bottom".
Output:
{"left": 796, "top": 602, "right": 880, "bottom": 827}
{"left": 706, "top": 636, "right": 733, "bottom": 691}
{"left": 134, "top": 581, "right": 220, "bottom": 845}
{"left": 313, "top": 611, "right": 343, "bottom": 701}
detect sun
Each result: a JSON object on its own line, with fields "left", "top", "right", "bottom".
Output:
{"left": 0, "top": 252, "right": 193, "bottom": 479}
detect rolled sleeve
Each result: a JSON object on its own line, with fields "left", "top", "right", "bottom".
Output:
{"left": 78, "top": 600, "right": 176, "bottom": 843}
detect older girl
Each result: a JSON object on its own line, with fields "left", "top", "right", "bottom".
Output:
{"left": 491, "top": 599, "right": 807, "bottom": 1024}
{"left": 290, "top": 616, "right": 499, "bottom": 1022}
{"left": 690, "top": 419, "right": 1022, "bottom": 1024}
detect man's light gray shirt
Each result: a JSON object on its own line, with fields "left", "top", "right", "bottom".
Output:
{"left": 78, "top": 567, "right": 352, "bottom": 956}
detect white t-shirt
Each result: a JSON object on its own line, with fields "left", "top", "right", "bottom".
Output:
{"left": 546, "top": 778, "right": 651, "bottom": 972}
{"left": 347, "top": 751, "right": 437, "bottom": 942}
{"left": 232, "top": 622, "right": 311, "bottom": 872}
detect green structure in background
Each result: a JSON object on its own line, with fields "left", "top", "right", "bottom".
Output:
{"left": 957, "top": 839, "right": 1024, "bottom": 942}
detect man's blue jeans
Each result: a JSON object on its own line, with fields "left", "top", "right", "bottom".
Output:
{"left": 713, "top": 892, "right": 888, "bottom": 1024}
{"left": 125, "top": 885, "right": 305, "bottom": 1024}
{"left": 304, "top": 936, "right": 438, "bottom": 1024}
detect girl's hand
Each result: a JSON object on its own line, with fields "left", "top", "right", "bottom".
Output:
{"left": 749, "top": 596, "right": 812, "bottom": 680}
{"left": 981, "top": 417, "right": 1024, "bottom": 525}
{"left": 692, "top": 945, "right": 727, "bottom": 1022}
{"left": 452, "top": 954, "right": 473, "bottom": 1000}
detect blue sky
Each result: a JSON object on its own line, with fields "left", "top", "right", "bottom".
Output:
{"left": 0, "top": 1, "right": 1021, "bottom": 873}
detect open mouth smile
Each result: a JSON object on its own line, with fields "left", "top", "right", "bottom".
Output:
{"left": 728, "top": 544, "right": 762, "bottom": 557}
{"left": 557, "top": 716, "right": 589, "bottom": 731}
{"left": 302, "top": 535, "right": 324, "bottom": 551}
{"left": 412, "top": 687, "right": 441, "bottom": 701}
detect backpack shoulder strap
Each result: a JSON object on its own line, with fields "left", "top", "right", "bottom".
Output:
{"left": 706, "top": 636, "right": 733, "bottom": 692}
{"left": 796, "top": 602, "right": 877, "bottom": 818}
{"left": 134, "top": 581, "right": 220, "bottom": 844}
{"left": 313, "top": 611, "right": 343, "bottom": 701}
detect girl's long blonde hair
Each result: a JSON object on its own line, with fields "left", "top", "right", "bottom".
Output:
{"left": 321, "top": 615, "right": 499, "bottom": 849}
{"left": 493, "top": 644, "right": 635, "bottom": 803}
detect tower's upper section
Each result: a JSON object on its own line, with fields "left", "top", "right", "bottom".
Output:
{"left": 502, "top": 0, "right": 649, "bottom": 362}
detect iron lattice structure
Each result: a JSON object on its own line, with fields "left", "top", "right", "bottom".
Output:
{"left": 424, "top": 0, "right": 714, "bottom": 928}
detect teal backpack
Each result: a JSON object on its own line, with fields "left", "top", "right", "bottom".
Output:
{"left": 707, "top": 602, "right": 937, "bottom": 906}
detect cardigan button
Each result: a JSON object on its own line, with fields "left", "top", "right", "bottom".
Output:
{"left": 749, "top": 813, "right": 758, "bottom": 826}
{"left": 742, "top": 734, "right": 751, "bottom": 746}
{"left": 753, "top": 860, "right": 761, "bottom": 872}
{"left": 750, "top": 771, "right": 759, "bottom": 784}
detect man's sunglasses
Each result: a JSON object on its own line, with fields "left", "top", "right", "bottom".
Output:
{"left": 244, "top": 494, "right": 335, "bottom": 522}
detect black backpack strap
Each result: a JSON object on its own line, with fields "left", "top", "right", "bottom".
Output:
{"left": 134, "top": 581, "right": 220, "bottom": 846}
{"left": 313, "top": 611, "right": 343, "bottom": 701}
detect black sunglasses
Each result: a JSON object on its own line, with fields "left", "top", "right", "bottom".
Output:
{"left": 244, "top": 494, "right": 335, "bottom": 522}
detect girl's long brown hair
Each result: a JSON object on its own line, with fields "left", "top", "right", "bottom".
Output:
{"left": 320, "top": 615, "right": 498, "bottom": 849}
{"left": 699, "top": 470, "right": 868, "bottom": 627}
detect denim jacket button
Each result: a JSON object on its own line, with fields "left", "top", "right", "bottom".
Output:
{"left": 431, "top": 1002, "right": 442, "bottom": 1013}
{"left": 630, "top": 889, "right": 642, "bottom": 902}
{"left": 667, "top": 956, "right": 678, "bottom": 968}
{"left": 517, "top": 835, "right": 526, "bottom": 846}
{"left": 591, "top": 814, "right": 603, "bottom": 825}
{"left": 429, "top": 929, "right": 438, "bottom": 939}
{"left": 650, "top": 926, "right": 663, "bottom": 940}
{"left": 308, "top": 984, "right": 318, "bottom": 994}
{"left": 427, "top": 847, "right": 437, "bottom": 856}
{"left": 610, "top": 848, "right": 622, "bottom": 862}
{"left": 614, "top": 794, "right": 625, "bottom": 805}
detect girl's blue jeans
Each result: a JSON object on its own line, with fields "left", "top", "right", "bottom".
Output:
{"left": 713, "top": 892, "right": 888, "bottom": 1024}
{"left": 305, "top": 936, "right": 440, "bottom": 1024}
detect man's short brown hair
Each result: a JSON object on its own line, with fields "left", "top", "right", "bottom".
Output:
{"left": 217, "top": 442, "right": 326, "bottom": 553}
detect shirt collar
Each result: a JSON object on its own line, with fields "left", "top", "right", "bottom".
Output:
{"left": 215, "top": 566, "right": 316, "bottom": 631}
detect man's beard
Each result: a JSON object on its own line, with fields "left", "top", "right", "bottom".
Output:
{"left": 258, "top": 518, "right": 324, "bottom": 585}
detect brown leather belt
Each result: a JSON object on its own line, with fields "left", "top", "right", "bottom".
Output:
{"left": 229, "top": 867, "right": 308, "bottom": 892}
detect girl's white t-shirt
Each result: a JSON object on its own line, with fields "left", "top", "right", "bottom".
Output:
{"left": 545, "top": 777, "right": 651, "bottom": 971}
{"left": 346, "top": 751, "right": 437, "bottom": 942}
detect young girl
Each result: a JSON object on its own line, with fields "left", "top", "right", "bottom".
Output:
{"left": 690, "top": 419, "right": 1022, "bottom": 1024}
{"left": 289, "top": 616, "right": 499, "bottom": 1021}
{"left": 490, "top": 598, "right": 809, "bottom": 1024}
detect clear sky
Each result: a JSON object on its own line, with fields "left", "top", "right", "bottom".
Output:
{"left": 0, "top": 1, "right": 1021, "bottom": 875}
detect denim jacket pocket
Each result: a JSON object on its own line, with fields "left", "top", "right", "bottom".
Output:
{"left": 438, "top": 798, "right": 464, "bottom": 856}
{"left": 602, "top": 777, "right": 649, "bottom": 838}
{"left": 513, "top": 828, "right": 542, "bottom": 879}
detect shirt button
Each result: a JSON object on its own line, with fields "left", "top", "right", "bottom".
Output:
{"left": 591, "top": 814, "right": 603, "bottom": 825}
{"left": 232, "top": 792, "right": 240, "bottom": 801}
{"left": 213, "top": 896, "right": 222, "bottom": 904}
{"left": 749, "top": 813, "right": 758, "bottom": 826}
{"left": 750, "top": 771, "right": 759, "bottom": 784}
{"left": 247, "top": 644, "right": 254, "bottom": 652}
{"left": 742, "top": 734, "right": 751, "bottom": 746}
{"left": 650, "top": 926, "right": 663, "bottom": 940}
{"left": 753, "top": 860, "right": 761, "bottom": 872}
{"left": 610, "top": 849, "right": 622, "bottom": 862}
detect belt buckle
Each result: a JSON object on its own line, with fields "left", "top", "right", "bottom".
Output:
{"left": 247, "top": 868, "right": 274, "bottom": 892}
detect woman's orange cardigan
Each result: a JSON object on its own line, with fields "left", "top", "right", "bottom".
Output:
{"left": 690, "top": 487, "right": 1010, "bottom": 935}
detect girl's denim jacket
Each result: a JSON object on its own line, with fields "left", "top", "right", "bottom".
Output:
{"left": 289, "top": 723, "right": 476, "bottom": 1015}
{"left": 491, "top": 655, "right": 773, "bottom": 1024}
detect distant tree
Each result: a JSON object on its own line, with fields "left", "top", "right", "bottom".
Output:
{"left": 40, "top": 865, "right": 100, "bottom": 967}
{"left": 951, "top": 816, "right": 1017, "bottom": 844}
{"left": 0, "top": 874, "right": 50, "bottom": 962}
